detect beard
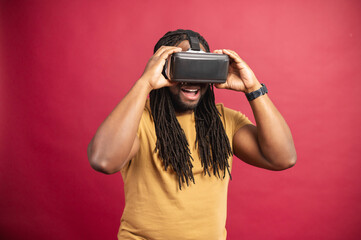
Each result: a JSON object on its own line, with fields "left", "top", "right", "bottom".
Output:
{"left": 168, "top": 89, "right": 198, "bottom": 112}
{"left": 167, "top": 84, "right": 208, "bottom": 112}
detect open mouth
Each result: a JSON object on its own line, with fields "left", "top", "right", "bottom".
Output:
{"left": 180, "top": 85, "right": 201, "bottom": 100}
{"left": 181, "top": 88, "right": 199, "bottom": 95}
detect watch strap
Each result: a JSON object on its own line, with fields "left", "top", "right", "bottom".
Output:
{"left": 245, "top": 83, "right": 268, "bottom": 101}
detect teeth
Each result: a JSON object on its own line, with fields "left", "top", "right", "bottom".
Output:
{"left": 182, "top": 89, "right": 198, "bottom": 92}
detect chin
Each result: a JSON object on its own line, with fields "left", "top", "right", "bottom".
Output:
{"left": 170, "top": 94, "right": 199, "bottom": 112}
{"left": 174, "top": 100, "right": 199, "bottom": 112}
{"left": 167, "top": 86, "right": 207, "bottom": 113}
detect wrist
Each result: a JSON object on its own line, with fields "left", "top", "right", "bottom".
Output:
{"left": 244, "top": 83, "right": 262, "bottom": 93}
{"left": 245, "top": 83, "right": 268, "bottom": 101}
{"left": 137, "top": 77, "right": 154, "bottom": 93}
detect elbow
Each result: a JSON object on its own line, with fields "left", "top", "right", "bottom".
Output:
{"left": 87, "top": 143, "right": 119, "bottom": 174}
{"left": 289, "top": 154, "right": 297, "bottom": 168}
{"left": 287, "top": 150, "right": 298, "bottom": 168}
{"left": 89, "top": 157, "right": 119, "bottom": 174}
{"left": 282, "top": 155, "right": 297, "bottom": 170}
{"left": 273, "top": 154, "right": 297, "bottom": 171}
{"left": 87, "top": 140, "right": 129, "bottom": 174}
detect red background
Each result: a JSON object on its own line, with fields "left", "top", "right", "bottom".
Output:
{"left": 1, "top": 0, "right": 361, "bottom": 239}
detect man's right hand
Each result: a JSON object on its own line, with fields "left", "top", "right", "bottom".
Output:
{"left": 139, "top": 46, "right": 182, "bottom": 91}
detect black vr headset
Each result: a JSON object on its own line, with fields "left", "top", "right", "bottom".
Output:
{"left": 164, "top": 31, "right": 229, "bottom": 83}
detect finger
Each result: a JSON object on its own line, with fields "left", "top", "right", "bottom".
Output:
{"left": 155, "top": 46, "right": 181, "bottom": 57}
{"left": 154, "top": 46, "right": 168, "bottom": 57}
{"left": 159, "top": 47, "right": 182, "bottom": 60}
{"left": 223, "top": 49, "right": 242, "bottom": 64}
{"left": 214, "top": 83, "right": 227, "bottom": 89}
{"left": 224, "top": 49, "right": 250, "bottom": 68}
{"left": 225, "top": 49, "right": 240, "bottom": 58}
{"left": 213, "top": 49, "right": 222, "bottom": 54}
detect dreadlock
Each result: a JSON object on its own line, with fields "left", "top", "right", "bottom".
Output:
{"left": 150, "top": 29, "right": 232, "bottom": 189}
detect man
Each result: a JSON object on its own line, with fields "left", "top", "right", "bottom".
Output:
{"left": 87, "top": 29, "right": 297, "bottom": 240}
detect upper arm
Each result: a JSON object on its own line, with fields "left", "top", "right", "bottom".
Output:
{"left": 233, "top": 124, "right": 282, "bottom": 171}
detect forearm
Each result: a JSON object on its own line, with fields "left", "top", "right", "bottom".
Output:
{"left": 87, "top": 78, "right": 152, "bottom": 173}
{"left": 249, "top": 93, "right": 297, "bottom": 169}
{"left": 214, "top": 48, "right": 296, "bottom": 169}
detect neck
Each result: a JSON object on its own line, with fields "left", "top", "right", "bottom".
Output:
{"left": 175, "top": 110, "right": 194, "bottom": 116}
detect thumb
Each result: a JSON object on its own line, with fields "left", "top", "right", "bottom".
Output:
{"left": 214, "top": 83, "right": 227, "bottom": 89}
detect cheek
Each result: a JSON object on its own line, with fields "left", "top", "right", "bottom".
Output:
{"left": 168, "top": 86, "right": 179, "bottom": 95}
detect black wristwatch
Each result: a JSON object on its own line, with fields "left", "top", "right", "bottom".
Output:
{"left": 245, "top": 83, "right": 268, "bottom": 101}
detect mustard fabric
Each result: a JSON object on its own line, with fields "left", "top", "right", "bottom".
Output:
{"left": 118, "top": 100, "right": 251, "bottom": 240}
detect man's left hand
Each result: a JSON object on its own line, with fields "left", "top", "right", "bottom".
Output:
{"left": 213, "top": 49, "right": 262, "bottom": 93}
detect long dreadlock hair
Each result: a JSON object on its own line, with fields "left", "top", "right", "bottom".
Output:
{"left": 150, "top": 29, "right": 232, "bottom": 189}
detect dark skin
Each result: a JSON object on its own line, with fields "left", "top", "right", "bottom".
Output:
{"left": 87, "top": 40, "right": 296, "bottom": 174}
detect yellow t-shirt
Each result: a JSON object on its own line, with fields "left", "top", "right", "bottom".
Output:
{"left": 118, "top": 100, "right": 251, "bottom": 240}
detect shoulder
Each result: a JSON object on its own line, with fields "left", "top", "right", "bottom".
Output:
{"left": 216, "top": 103, "right": 252, "bottom": 133}
{"left": 216, "top": 103, "right": 243, "bottom": 119}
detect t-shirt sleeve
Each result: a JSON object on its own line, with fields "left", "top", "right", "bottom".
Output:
{"left": 217, "top": 103, "right": 253, "bottom": 136}
{"left": 233, "top": 110, "right": 252, "bottom": 133}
